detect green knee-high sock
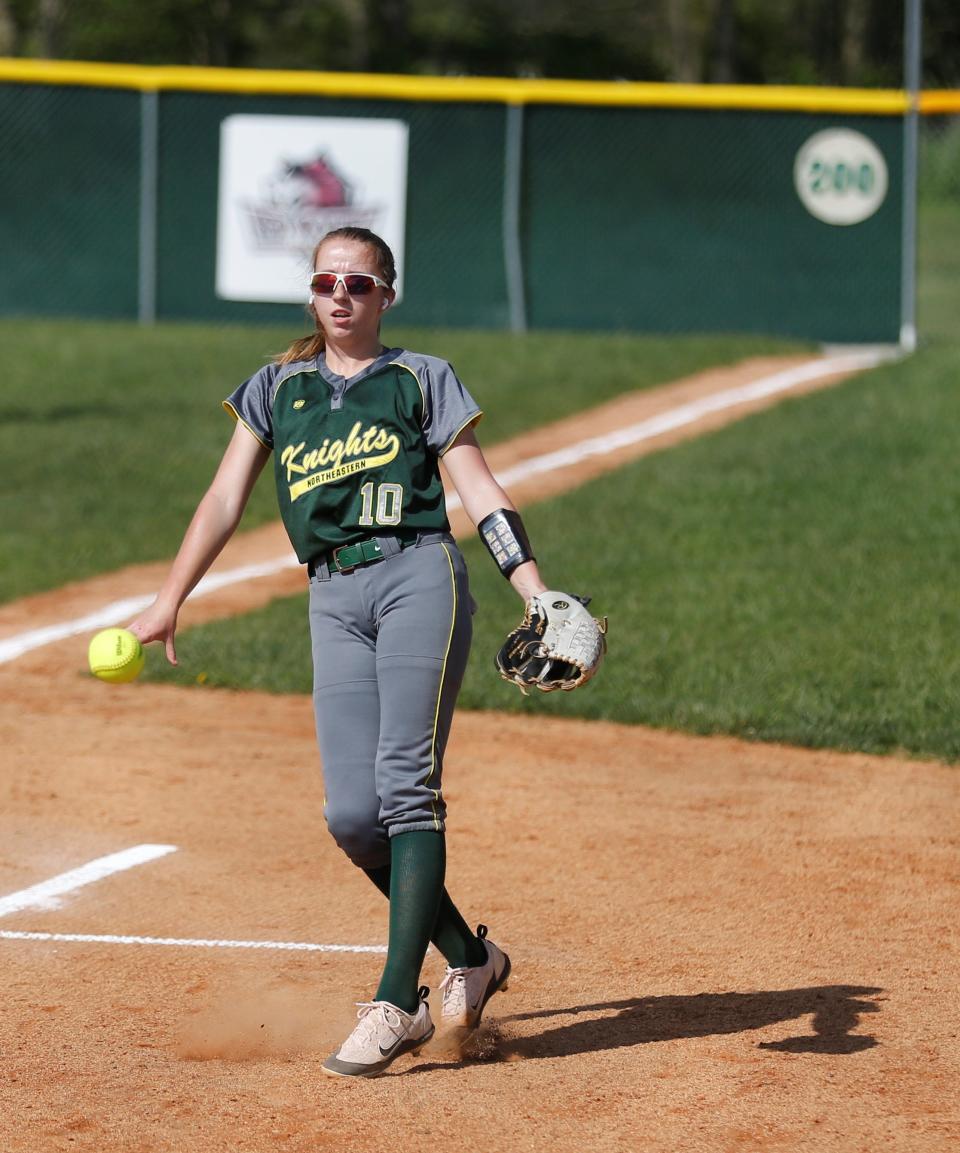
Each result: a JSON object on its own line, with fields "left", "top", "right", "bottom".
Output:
{"left": 365, "top": 861, "right": 487, "bottom": 972}
{"left": 373, "top": 830, "right": 447, "bottom": 1013}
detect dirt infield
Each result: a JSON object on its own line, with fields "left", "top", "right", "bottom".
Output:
{"left": 1, "top": 354, "right": 957, "bottom": 1151}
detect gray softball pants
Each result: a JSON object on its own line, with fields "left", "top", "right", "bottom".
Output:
{"left": 307, "top": 533, "right": 474, "bottom": 869}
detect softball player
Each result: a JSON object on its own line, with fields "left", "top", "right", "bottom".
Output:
{"left": 130, "top": 226, "right": 550, "bottom": 1078}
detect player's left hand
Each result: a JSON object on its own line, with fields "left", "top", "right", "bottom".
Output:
{"left": 496, "top": 590, "right": 607, "bottom": 694}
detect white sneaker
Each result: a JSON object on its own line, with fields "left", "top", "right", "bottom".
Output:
{"left": 439, "top": 925, "right": 511, "bottom": 1030}
{"left": 322, "top": 986, "right": 434, "bottom": 1078}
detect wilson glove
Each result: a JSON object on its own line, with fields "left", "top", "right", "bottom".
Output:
{"left": 496, "top": 590, "right": 607, "bottom": 694}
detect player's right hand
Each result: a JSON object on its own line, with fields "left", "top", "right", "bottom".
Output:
{"left": 128, "top": 600, "right": 179, "bottom": 666}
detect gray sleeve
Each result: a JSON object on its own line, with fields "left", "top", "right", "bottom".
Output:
{"left": 222, "top": 363, "right": 276, "bottom": 450}
{"left": 419, "top": 356, "right": 483, "bottom": 456}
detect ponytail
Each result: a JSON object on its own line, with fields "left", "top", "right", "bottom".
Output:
{"left": 275, "top": 317, "right": 325, "bottom": 366}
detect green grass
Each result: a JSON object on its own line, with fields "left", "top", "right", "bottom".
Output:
{"left": 917, "top": 199, "right": 960, "bottom": 345}
{"left": 9, "top": 192, "right": 960, "bottom": 760}
{"left": 145, "top": 340, "right": 960, "bottom": 762}
{"left": 0, "top": 321, "right": 798, "bottom": 604}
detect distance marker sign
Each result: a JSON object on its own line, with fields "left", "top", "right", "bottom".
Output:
{"left": 794, "top": 128, "right": 889, "bottom": 226}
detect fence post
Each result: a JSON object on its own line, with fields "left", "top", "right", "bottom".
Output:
{"left": 502, "top": 102, "right": 527, "bottom": 333}
{"left": 900, "top": 0, "right": 922, "bottom": 351}
{"left": 138, "top": 89, "right": 159, "bottom": 325}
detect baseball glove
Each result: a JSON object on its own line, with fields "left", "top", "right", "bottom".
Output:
{"left": 496, "top": 590, "right": 607, "bottom": 694}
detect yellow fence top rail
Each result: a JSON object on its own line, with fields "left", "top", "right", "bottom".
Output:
{"left": 0, "top": 56, "right": 933, "bottom": 114}
{"left": 920, "top": 90, "right": 960, "bottom": 114}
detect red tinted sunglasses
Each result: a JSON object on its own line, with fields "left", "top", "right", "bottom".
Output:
{"left": 310, "top": 271, "right": 389, "bottom": 297}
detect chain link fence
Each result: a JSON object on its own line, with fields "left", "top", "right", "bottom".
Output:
{"left": 154, "top": 90, "right": 511, "bottom": 328}
{"left": 522, "top": 102, "right": 903, "bottom": 340}
{"left": 0, "top": 82, "right": 140, "bottom": 317}
{"left": 1, "top": 64, "right": 954, "bottom": 342}
{"left": 921, "top": 111, "right": 960, "bottom": 197}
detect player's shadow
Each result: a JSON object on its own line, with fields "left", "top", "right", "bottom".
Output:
{"left": 502, "top": 984, "right": 881, "bottom": 1060}
{"left": 402, "top": 984, "right": 881, "bottom": 1074}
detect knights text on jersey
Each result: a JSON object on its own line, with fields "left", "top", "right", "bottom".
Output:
{"left": 222, "top": 348, "right": 482, "bottom": 563}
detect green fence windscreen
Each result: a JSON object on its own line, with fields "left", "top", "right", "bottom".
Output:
{"left": 0, "top": 77, "right": 911, "bottom": 341}
{"left": 524, "top": 106, "right": 902, "bottom": 342}
{"left": 0, "top": 83, "right": 140, "bottom": 318}
{"left": 156, "top": 92, "right": 509, "bottom": 328}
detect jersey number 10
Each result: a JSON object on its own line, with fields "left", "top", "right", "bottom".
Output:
{"left": 358, "top": 481, "right": 404, "bottom": 527}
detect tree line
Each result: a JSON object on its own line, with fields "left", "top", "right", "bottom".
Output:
{"left": 1, "top": 0, "right": 957, "bottom": 88}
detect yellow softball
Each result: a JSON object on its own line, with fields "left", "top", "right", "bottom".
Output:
{"left": 87, "top": 627, "right": 145, "bottom": 684}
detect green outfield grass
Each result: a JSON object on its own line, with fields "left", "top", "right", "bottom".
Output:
{"left": 144, "top": 339, "right": 960, "bottom": 762}
{"left": 0, "top": 322, "right": 798, "bottom": 604}
{"left": 917, "top": 199, "right": 960, "bottom": 345}
{"left": 9, "top": 193, "right": 960, "bottom": 760}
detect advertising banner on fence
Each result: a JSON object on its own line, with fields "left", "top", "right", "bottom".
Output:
{"left": 216, "top": 114, "right": 409, "bottom": 303}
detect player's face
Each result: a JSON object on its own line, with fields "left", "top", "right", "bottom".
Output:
{"left": 311, "top": 238, "right": 393, "bottom": 343}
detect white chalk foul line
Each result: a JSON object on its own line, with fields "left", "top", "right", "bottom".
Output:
{"left": 455, "top": 347, "right": 900, "bottom": 498}
{"left": 0, "top": 844, "right": 178, "bottom": 918}
{"left": 0, "top": 555, "right": 301, "bottom": 664}
{"left": 0, "top": 349, "right": 897, "bottom": 667}
{"left": 0, "top": 930, "right": 386, "bottom": 953}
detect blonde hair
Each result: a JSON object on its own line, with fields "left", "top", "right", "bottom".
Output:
{"left": 275, "top": 228, "right": 397, "bottom": 366}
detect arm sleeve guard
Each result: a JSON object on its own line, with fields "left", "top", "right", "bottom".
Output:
{"left": 478, "top": 508, "right": 535, "bottom": 578}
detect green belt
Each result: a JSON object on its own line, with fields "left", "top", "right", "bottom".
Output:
{"left": 325, "top": 530, "right": 421, "bottom": 574}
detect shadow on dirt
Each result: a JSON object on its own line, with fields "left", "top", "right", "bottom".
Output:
{"left": 401, "top": 984, "right": 881, "bottom": 1073}
{"left": 503, "top": 985, "right": 882, "bottom": 1058}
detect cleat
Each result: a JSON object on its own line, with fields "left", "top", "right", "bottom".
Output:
{"left": 439, "top": 924, "right": 511, "bottom": 1030}
{"left": 322, "top": 986, "right": 434, "bottom": 1078}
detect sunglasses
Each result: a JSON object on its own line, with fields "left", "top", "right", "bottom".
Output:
{"left": 310, "top": 271, "right": 389, "bottom": 297}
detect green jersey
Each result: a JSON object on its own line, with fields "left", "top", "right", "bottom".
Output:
{"left": 223, "top": 348, "right": 482, "bottom": 563}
